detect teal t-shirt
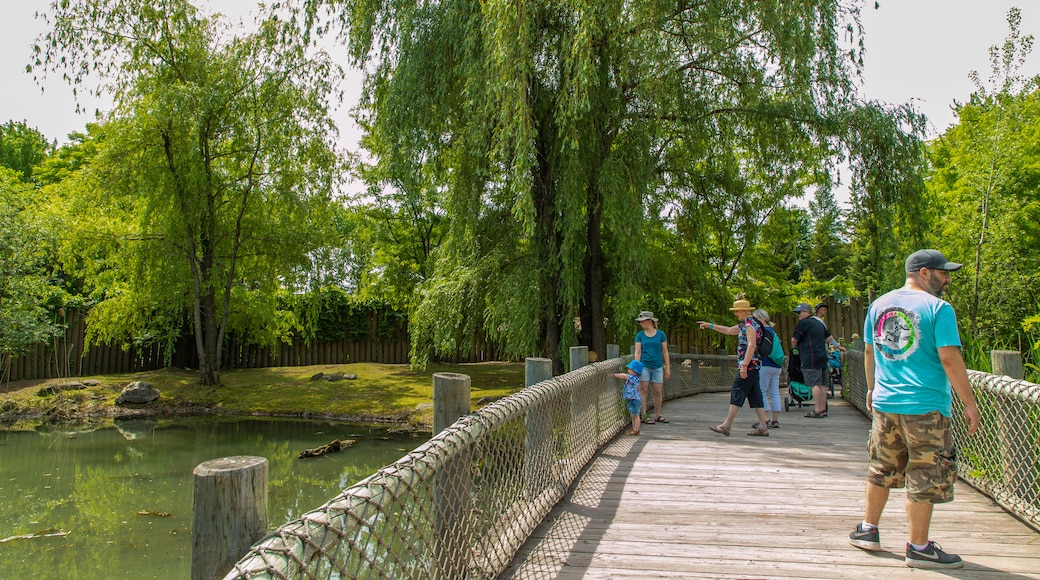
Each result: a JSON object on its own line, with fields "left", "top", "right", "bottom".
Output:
{"left": 864, "top": 288, "right": 962, "bottom": 417}
{"left": 635, "top": 329, "right": 667, "bottom": 370}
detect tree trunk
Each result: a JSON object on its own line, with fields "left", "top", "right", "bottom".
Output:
{"left": 583, "top": 182, "right": 606, "bottom": 359}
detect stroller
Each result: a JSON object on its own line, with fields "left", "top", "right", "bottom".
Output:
{"left": 784, "top": 349, "right": 813, "bottom": 411}
{"left": 828, "top": 348, "right": 843, "bottom": 396}
{"left": 784, "top": 349, "right": 833, "bottom": 411}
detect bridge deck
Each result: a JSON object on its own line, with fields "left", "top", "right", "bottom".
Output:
{"left": 502, "top": 392, "right": 1040, "bottom": 579}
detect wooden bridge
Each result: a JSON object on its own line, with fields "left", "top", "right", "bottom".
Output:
{"left": 502, "top": 392, "right": 1040, "bottom": 579}
{"left": 225, "top": 353, "right": 1040, "bottom": 579}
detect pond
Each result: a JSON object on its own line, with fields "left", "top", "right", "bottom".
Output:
{"left": 0, "top": 417, "right": 427, "bottom": 579}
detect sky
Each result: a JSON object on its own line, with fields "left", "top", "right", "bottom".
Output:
{"left": 2, "top": 1, "right": 1038, "bottom": 160}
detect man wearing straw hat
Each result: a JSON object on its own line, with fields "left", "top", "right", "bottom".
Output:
{"left": 698, "top": 299, "right": 772, "bottom": 437}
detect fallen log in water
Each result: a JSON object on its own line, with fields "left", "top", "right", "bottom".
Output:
{"left": 298, "top": 438, "right": 356, "bottom": 459}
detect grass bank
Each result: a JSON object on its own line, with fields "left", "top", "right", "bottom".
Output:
{"left": 0, "top": 361, "right": 526, "bottom": 431}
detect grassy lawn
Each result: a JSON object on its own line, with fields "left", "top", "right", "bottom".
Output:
{"left": 0, "top": 361, "right": 527, "bottom": 430}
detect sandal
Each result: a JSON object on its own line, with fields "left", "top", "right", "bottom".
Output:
{"left": 769, "top": 420, "right": 780, "bottom": 429}
{"left": 655, "top": 416, "right": 669, "bottom": 424}
{"left": 747, "top": 428, "right": 770, "bottom": 436}
{"left": 626, "top": 429, "right": 640, "bottom": 436}
{"left": 805, "top": 410, "right": 828, "bottom": 418}
{"left": 644, "top": 417, "right": 655, "bottom": 425}
{"left": 710, "top": 424, "right": 731, "bottom": 436}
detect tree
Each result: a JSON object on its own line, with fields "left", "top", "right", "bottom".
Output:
{"left": 35, "top": 0, "right": 343, "bottom": 385}
{"left": 807, "top": 188, "right": 849, "bottom": 282}
{"left": 0, "top": 168, "right": 63, "bottom": 381}
{"left": 295, "top": 0, "right": 928, "bottom": 369}
{"left": 0, "top": 121, "right": 54, "bottom": 182}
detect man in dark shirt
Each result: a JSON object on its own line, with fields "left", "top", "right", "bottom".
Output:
{"left": 792, "top": 303, "right": 831, "bottom": 417}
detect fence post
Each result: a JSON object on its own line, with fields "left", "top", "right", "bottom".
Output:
{"left": 718, "top": 348, "right": 732, "bottom": 387}
{"left": 191, "top": 456, "right": 268, "bottom": 580}
{"left": 990, "top": 350, "right": 1037, "bottom": 506}
{"left": 606, "top": 344, "right": 619, "bottom": 360}
{"left": 569, "top": 346, "right": 588, "bottom": 372}
{"left": 690, "top": 347, "right": 700, "bottom": 392}
{"left": 524, "top": 358, "right": 553, "bottom": 498}
{"left": 432, "top": 373, "right": 471, "bottom": 580}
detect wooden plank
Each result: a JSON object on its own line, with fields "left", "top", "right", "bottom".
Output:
{"left": 502, "top": 392, "right": 1040, "bottom": 580}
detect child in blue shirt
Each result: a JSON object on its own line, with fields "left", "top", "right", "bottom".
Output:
{"left": 614, "top": 360, "right": 644, "bottom": 435}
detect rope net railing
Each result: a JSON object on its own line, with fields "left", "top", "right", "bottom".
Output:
{"left": 224, "top": 351, "right": 736, "bottom": 579}
{"left": 844, "top": 349, "right": 1040, "bottom": 532}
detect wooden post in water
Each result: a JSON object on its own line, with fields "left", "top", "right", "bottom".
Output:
{"left": 990, "top": 350, "right": 1037, "bottom": 505}
{"left": 432, "top": 373, "right": 471, "bottom": 580}
{"left": 524, "top": 358, "right": 553, "bottom": 497}
{"left": 191, "top": 456, "right": 268, "bottom": 580}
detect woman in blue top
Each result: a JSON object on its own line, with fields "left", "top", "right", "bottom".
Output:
{"left": 753, "top": 309, "right": 782, "bottom": 429}
{"left": 634, "top": 311, "right": 671, "bottom": 424}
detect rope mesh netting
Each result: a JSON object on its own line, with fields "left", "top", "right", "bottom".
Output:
{"left": 224, "top": 352, "right": 737, "bottom": 579}
{"left": 226, "top": 349, "right": 1038, "bottom": 579}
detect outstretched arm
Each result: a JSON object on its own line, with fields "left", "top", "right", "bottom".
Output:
{"left": 698, "top": 321, "right": 739, "bottom": 336}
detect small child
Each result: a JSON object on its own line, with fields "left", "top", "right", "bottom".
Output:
{"left": 614, "top": 360, "right": 644, "bottom": 435}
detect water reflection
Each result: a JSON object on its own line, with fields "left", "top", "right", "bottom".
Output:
{"left": 0, "top": 417, "right": 426, "bottom": 579}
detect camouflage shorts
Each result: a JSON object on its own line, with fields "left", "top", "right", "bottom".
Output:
{"left": 867, "top": 410, "right": 957, "bottom": 503}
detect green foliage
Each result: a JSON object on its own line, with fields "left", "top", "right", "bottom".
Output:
{"left": 0, "top": 121, "right": 54, "bottom": 182}
{"left": 927, "top": 9, "right": 1039, "bottom": 355}
{"left": 34, "top": 0, "right": 344, "bottom": 384}
{"left": 293, "top": 0, "right": 924, "bottom": 369}
{"left": 0, "top": 168, "right": 64, "bottom": 369}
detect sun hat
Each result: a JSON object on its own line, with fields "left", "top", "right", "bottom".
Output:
{"left": 635, "top": 311, "right": 658, "bottom": 322}
{"left": 905, "top": 249, "right": 963, "bottom": 273}
{"left": 728, "top": 299, "right": 754, "bottom": 311}
{"left": 793, "top": 303, "right": 812, "bottom": 313}
{"left": 627, "top": 360, "right": 645, "bottom": 374}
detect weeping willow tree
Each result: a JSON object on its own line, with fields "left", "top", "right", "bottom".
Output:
{"left": 293, "top": 0, "right": 928, "bottom": 368}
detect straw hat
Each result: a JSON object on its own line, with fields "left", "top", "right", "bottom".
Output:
{"left": 729, "top": 299, "right": 754, "bottom": 311}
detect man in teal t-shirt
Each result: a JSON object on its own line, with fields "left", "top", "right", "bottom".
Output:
{"left": 849, "top": 250, "right": 981, "bottom": 569}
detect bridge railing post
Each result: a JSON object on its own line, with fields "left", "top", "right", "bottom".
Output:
{"left": 606, "top": 343, "right": 619, "bottom": 360}
{"left": 524, "top": 358, "right": 553, "bottom": 498}
{"left": 718, "top": 348, "right": 732, "bottom": 387}
{"left": 432, "top": 372, "right": 471, "bottom": 580}
{"left": 991, "top": 350, "right": 1038, "bottom": 507}
{"left": 690, "top": 347, "right": 699, "bottom": 391}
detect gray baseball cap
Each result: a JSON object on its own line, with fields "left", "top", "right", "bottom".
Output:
{"left": 793, "top": 303, "right": 812, "bottom": 313}
{"left": 905, "top": 249, "right": 963, "bottom": 273}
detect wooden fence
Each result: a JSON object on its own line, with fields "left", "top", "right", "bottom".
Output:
{"left": 2, "top": 297, "right": 867, "bottom": 383}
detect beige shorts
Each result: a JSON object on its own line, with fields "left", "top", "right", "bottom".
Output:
{"left": 867, "top": 409, "right": 957, "bottom": 503}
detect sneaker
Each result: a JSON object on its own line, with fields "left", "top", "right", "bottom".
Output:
{"left": 905, "top": 541, "right": 963, "bottom": 569}
{"left": 849, "top": 524, "right": 881, "bottom": 551}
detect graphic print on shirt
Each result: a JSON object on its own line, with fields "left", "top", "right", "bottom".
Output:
{"left": 874, "top": 306, "right": 920, "bottom": 361}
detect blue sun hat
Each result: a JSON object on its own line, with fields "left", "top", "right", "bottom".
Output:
{"left": 627, "top": 360, "right": 645, "bottom": 374}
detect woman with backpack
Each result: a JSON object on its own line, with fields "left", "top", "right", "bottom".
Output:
{"left": 752, "top": 309, "right": 783, "bottom": 429}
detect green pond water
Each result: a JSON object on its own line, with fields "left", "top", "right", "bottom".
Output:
{"left": 0, "top": 417, "right": 427, "bottom": 579}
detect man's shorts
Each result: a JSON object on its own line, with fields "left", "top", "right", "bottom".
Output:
{"left": 729, "top": 367, "right": 763, "bottom": 408}
{"left": 640, "top": 366, "right": 664, "bottom": 384}
{"left": 867, "top": 410, "right": 957, "bottom": 503}
{"left": 625, "top": 397, "right": 642, "bottom": 417}
{"left": 801, "top": 367, "right": 826, "bottom": 387}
